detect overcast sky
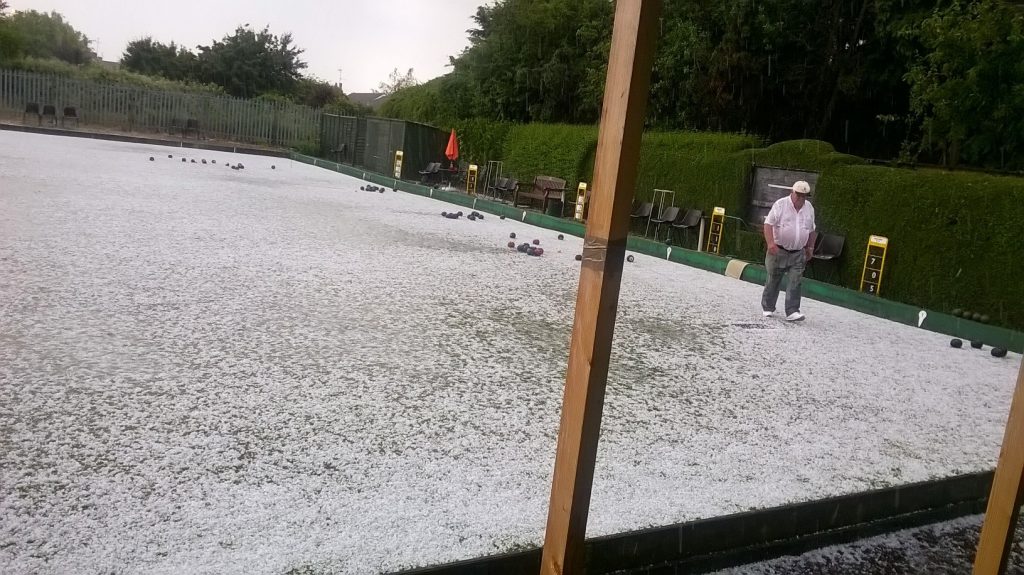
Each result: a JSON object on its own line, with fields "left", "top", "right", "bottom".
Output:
{"left": 13, "top": 0, "right": 486, "bottom": 92}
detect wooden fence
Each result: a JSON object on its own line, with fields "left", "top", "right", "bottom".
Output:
{"left": 0, "top": 70, "right": 321, "bottom": 148}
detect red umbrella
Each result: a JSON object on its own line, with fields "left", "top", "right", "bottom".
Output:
{"left": 445, "top": 129, "right": 459, "bottom": 161}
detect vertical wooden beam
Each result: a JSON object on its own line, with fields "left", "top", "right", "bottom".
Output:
{"left": 974, "top": 358, "right": 1024, "bottom": 574}
{"left": 540, "top": 2, "right": 661, "bottom": 574}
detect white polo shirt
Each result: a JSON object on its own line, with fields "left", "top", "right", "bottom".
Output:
{"left": 764, "top": 196, "right": 816, "bottom": 251}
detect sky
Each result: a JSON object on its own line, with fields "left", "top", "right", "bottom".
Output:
{"left": 12, "top": 0, "right": 487, "bottom": 93}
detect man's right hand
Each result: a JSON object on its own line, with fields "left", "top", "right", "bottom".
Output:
{"left": 767, "top": 244, "right": 779, "bottom": 256}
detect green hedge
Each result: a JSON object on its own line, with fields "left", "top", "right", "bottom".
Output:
{"left": 633, "top": 131, "right": 764, "bottom": 214}
{"left": 501, "top": 124, "right": 599, "bottom": 184}
{"left": 451, "top": 119, "right": 513, "bottom": 167}
{"left": 494, "top": 125, "right": 1024, "bottom": 329}
{"left": 815, "top": 164, "right": 1024, "bottom": 328}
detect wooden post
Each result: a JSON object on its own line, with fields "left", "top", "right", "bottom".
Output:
{"left": 974, "top": 358, "right": 1024, "bottom": 574}
{"left": 540, "top": 1, "right": 661, "bottom": 574}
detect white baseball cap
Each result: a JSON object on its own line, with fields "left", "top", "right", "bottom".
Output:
{"left": 792, "top": 181, "right": 811, "bottom": 194}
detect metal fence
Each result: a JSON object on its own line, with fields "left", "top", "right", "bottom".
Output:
{"left": 0, "top": 70, "right": 321, "bottom": 147}
{"left": 320, "top": 114, "right": 448, "bottom": 180}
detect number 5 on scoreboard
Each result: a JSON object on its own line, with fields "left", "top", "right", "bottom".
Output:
{"left": 859, "top": 235, "right": 889, "bottom": 295}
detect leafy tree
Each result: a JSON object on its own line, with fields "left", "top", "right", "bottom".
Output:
{"left": 0, "top": 2, "right": 22, "bottom": 63}
{"left": 376, "top": 67, "right": 419, "bottom": 95}
{"left": 380, "top": 71, "right": 478, "bottom": 124}
{"left": 5, "top": 10, "right": 93, "bottom": 65}
{"left": 903, "top": 0, "right": 1024, "bottom": 169}
{"left": 195, "top": 25, "right": 306, "bottom": 98}
{"left": 450, "top": 0, "right": 613, "bottom": 123}
{"left": 121, "top": 37, "right": 196, "bottom": 81}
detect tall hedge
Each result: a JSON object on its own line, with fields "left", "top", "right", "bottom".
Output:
{"left": 494, "top": 126, "right": 1024, "bottom": 329}
{"left": 451, "top": 119, "right": 513, "bottom": 167}
{"left": 501, "top": 124, "right": 599, "bottom": 184}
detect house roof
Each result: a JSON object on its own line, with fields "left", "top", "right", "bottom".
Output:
{"left": 347, "top": 92, "right": 391, "bottom": 109}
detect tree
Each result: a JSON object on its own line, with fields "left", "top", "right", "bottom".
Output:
{"left": 121, "top": 37, "right": 196, "bottom": 81}
{"left": 4, "top": 10, "right": 93, "bottom": 65}
{"left": 376, "top": 67, "right": 418, "bottom": 95}
{"left": 449, "top": 0, "right": 613, "bottom": 123}
{"left": 194, "top": 25, "right": 306, "bottom": 98}
{"left": 903, "top": 0, "right": 1024, "bottom": 169}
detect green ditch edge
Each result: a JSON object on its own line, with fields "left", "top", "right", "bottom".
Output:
{"left": 292, "top": 152, "right": 1024, "bottom": 354}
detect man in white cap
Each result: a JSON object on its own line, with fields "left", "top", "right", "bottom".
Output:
{"left": 761, "top": 180, "right": 816, "bottom": 321}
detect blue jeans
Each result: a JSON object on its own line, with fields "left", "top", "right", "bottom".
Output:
{"left": 762, "top": 248, "right": 806, "bottom": 316}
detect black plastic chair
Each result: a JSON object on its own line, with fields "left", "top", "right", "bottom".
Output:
{"left": 488, "top": 176, "right": 509, "bottom": 199}
{"left": 811, "top": 233, "right": 845, "bottom": 282}
{"left": 41, "top": 105, "right": 58, "bottom": 126}
{"left": 23, "top": 102, "right": 41, "bottom": 125}
{"left": 648, "top": 205, "right": 680, "bottom": 240}
{"left": 496, "top": 178, "right": 518, "bottom": 202}
{"left": 630, "top": 202, "right": 654, "bottom": 234}
{"left": 418, "top": 162, "right": 440, "bottom": 183}
{"left": 670, "top": 208, "right": 703, "bottom": 248}
{"left": 61, "top": 106, "right": 79, "bottom": 127}
{"left": 185, "top": 118, "right": 200, "bottom": 138}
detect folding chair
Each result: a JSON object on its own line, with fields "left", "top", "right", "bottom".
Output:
{"left": 670, "top": 209, "right": 703, "bottom": 248}
{"left": 61, "top": 107, "right": 79, "bottom": 128}
{"left": 648, "top": 205, "right": 680, "bottom": 241}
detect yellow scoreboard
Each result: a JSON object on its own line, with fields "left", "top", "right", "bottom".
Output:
{"left": 706, "top": 207, "right": 725, "bottom": 254}
{"left": 859, "top": 235, "right": 889, "bottom": 295}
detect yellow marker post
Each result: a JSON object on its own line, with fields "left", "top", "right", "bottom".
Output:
{"left": 393, "top": 151, "right": 404, "bottom": 179}
{"left": 574, "top": 183, "right": 588, "bottom": 221}
{"left": 466, "top": 164, "right": 478, "bottom": 196}
{"left": 706, "top": 207, "right": 725, "bottom": 254}
{"left": 859, "top": 235, "right": 889, "bottom": 295}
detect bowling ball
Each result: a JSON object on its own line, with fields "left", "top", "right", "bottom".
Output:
{"left": 992, "top": 348, "right": 1008, "bottom": 358}
{"left": 168, "top": 154, "right": 173, "bottom": 158}
{"left": 950, "top": 338, "right": 963, "bottom": 348}
{"left": 557, "top": 234, "right": 564, "bottom": 240}
{"left": 441, "top": 211, "right": 448, "bottom": 216}
{"left": 627, "top": 255, "right": 635, "bottom": 263}
{"left": 181, "top": 158, "right": 186, "bottom": 163}
{"left": 532, "top": 239, "right": 540, "bottom": 245}
{"left": 500, "top": 216, "right": 506, "bottom": 220}
{"left": 507, "top": 241, "right": 516, "bottom": 249}
{"left": 509, "top": 233, "right": 516, "bottom": 239}
{"left": 534, "top": 248, "right": 544, "bottom": 256}
{"left": 574, "top": 254, "right": 583, "bottom": 261}
{"left": 971, "top": 340, "right": 984, "bottom": 349}
{"left": 149, "top": 157, "right": 154, "bottom": 161}
{"left": 271, "top": 165, "right": 275, "bottom": 169}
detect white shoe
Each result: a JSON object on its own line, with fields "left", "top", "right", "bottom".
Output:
{"left": 762, "top": 310, "right": 774, "bottom": 317}
{"left": 785, "top": 312, "right": 806, "bottom": 322}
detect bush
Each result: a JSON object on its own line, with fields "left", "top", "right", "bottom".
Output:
{"left": 492, "top": 124, "right": 1024, "bottom": 329}
{"left": 5, "top": 56, "right": 224, "bottom": 94}
{"left": 451, "top": 119, "right": 513, "bottom": 167}
{"left": 501, "top": 124, "right": 598, "bottom": 183}
{"left": 632, "top": 131, "right": 763, "bottom": 215}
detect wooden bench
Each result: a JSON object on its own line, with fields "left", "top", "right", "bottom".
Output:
{"left": 513, "top": 175, "right": 567, "bottom": 214}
